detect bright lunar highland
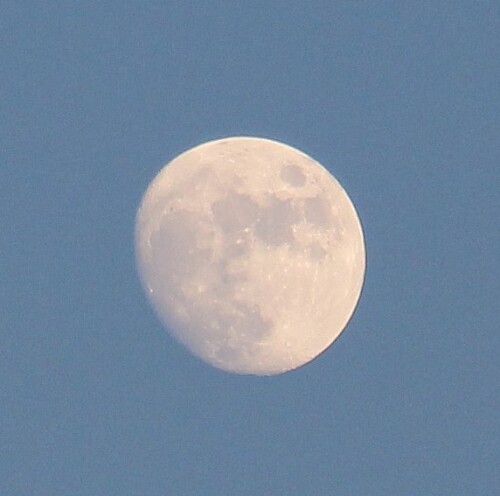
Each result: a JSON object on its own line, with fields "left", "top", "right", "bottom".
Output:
{"left": 135, "top": 137, "right": 365, "bottom": 375}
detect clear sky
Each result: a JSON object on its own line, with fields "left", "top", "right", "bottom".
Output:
{"left": 1, "top": 2, "right": 498, "bottom": 495}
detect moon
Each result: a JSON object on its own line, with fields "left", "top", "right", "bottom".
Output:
{"left": 135, "top": 137, "right": 365, "bottom": 375}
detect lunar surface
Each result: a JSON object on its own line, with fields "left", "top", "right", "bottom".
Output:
{"left": 135, "top": 137, "right": 365, "bottom": 375}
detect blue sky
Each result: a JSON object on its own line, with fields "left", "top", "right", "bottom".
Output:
{"left": 1, "top": 2, "right": 498, "bottom": 494}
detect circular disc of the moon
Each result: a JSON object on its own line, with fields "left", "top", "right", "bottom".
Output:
{"left": 135, "top": 137, "right": 365, "bottom": 375}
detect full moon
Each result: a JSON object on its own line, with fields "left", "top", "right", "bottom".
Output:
{"left": 135, "top": 137, "right": 365, "bottom": 375}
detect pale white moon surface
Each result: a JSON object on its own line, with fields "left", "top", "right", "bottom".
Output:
{"left": 135, "top": 137, "right": 365, "bottom": 375}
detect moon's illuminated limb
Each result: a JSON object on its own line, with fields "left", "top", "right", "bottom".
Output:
{"left": 135, "top": 137, "right": 365, "bottom": 375}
